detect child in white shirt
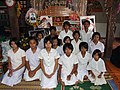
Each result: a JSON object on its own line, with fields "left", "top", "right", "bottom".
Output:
{"left": 36, "top": 32, "right": 44, "bottom": 49}
{"left": 87, "top": 49, "right": 107, "bottom": 85}
{"left": 58, "top": 43, "right": 78, "bottom": 87}
{"left": 24, "top": 37, "right": 41, "bottom": 81}
{"left": 39, "top": 36, "right": 60, "bottom": 90}
{"left": 58, "top": 21, "right": 73, "bottom": 41}
{"left": 71, "top": 31, "right": 82, "bottom": 55}
{"left": 89, "top": 32, "right": 104, "bottom": 57}
{"left": 1, "top": 38, "right": 26, "bottom": 86}
{"left": 77, "top": 42, "right": 92, "bottom": 82}
{"left": 52, "top": 36, "right": 63, "bottom": 56}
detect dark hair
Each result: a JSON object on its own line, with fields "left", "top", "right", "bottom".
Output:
{"left": 92, "top": 32, "right": 101, "bottom": 40}
{"left": 9, "top": 37, "right": 20, "bottom": 47}
{"left": 44, "top": 36, "right": 52, "bottom": 47}
{"left": 52, "top": 36, "right": 59, "bottom": 45}
{"left": 83, "top": 20, "right": 90, "bottom": 25}
{"left": 73, "top": 31, "right": 80, "bottom": 37}
{"left": 36, "top": 31, "right": 43, "bottom": 38}
{"left": 63, "top": 36, "right": 71, "bottom": 43}
{"left": 92, "top": 49, "right": 102, "bottom": 58}
{"left": 29, "top": 36, "right": 38, "bottom": 45}
{"left": 79, "top": 42, "right": 88, "bottom": 51}
{"left": 49, "top": 26, "right": 56, "bottom": 32}
{"left": 63, "top": 21, "right": 70, "bottom": 28}
{"left": 63, "top": 43, "right": 73, "bottom": 53}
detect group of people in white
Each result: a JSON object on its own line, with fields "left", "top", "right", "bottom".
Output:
{"left": 1, "top": 21, "right": 107, "bottom": 90}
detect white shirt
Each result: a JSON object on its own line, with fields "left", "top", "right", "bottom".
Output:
{"left": 87, "top": 58, "right": 106, "bottom": 73}
{"left": 8, "top": 48, "right": 26, "bottom": 69}
{"left": 26, "top": 47, "right": 41, "bottom": 70}
{"left": 80, "top": 30, "right": 93, "bottom": 43}
{"left": 55, "top": 46, "right": 64, "bottom": 56}
{"left": 37, "top": 38, "right": 44, "bottom": 50}
{"left": 77, "top": 52, "right": 92, "bottom": 70}
{"left": 58, "top": 54, "right": 78, "bottom": 74}
{"left": 71, "top": 39, "right": 82, "bottom": 55}
{"left": 39, "top": 48, "right": 60, "bottom": 68}
{"left": 58, "top": 30, "right": 73, "bottom": 41}
{"left": 89, "top": 41, "right": 105, "bottom": 54}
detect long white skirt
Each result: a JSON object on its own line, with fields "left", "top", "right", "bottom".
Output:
{"left": 41, "top": 65, "right": 58, "bottom": 89}
{"left": 24, "top": 69, "right": 41, "bottom": 81}
{"left": 1, "top": 67, "right": 25, "bottom": 87}
{"left": 77, "top": 69, "right": 88, "bottom": 82}
{"left": 61, "top": 71, "right": 78, "bottom": 85}
{"left": 88, "top": 71, "right": 107, "bottom": 85}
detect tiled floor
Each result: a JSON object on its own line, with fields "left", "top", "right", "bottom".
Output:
{"left": 106, "top": 60, "right": 120, "bottom": 90}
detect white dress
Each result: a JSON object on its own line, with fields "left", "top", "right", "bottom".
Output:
{"left": 58, "top": 30, "right": 73, "bottom": 41}
{"left": 24, "top": 47, "right": 41, "bottom": 81}
{"left": 1, "top": 48, "right": 26, "bottom": 86}
{"left": 77, "top": 52, "right": 92, "bottom": 81}
{"left": 39, "top": 48, "right": 60, "bottom": 88}
{"left": 58, "top": 54, "right": 78, "bottom": 85}
{"left": 71, "top": 39, "right": 82, "bottom": 55}
{"left": 89, "top": 41, "right": 105, "bottom": 54}
{"left": 87, "top": 58, "right": 107, "bottom": 85}
{"left": 37, "top": 38, "right": 44, "bottom": 50}
{"left": 80, "top": 29, "right": 93, "bottom": 43}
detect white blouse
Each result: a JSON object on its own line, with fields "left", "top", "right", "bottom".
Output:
{"left": 8, "top": 48, "right": 26, "bottom": 69}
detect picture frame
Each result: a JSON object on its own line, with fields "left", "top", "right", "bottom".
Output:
{"left": 80, "top": 15, "right": 96, "bottom": 32}
{"left": 29, "top": 28, "right": 49, "bottom": 37}
{"left": 38, "top": 16, "right": 52, "bottom": 28}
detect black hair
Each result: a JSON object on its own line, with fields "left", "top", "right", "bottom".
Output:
{"left": 9, "top": 37, "right": 20, "bottom": 47}
{"left": 63, "top": 36, "right": 71, "bottom": 43}
{"left": 63, "top": 21, "right": 70, "bottom": 28}
{"left": 79, "top": 42, "right": 88, "bottom": 51}
{"left": 36, "top": 31, "right": 43, "bottom": 38}
{"left": 49, "top": 26, "right": 56, "bottom": 32}
{"left": 83, "top": 20, "right": 90, "bottom": 25}
{"left": 92, "top": 32, "right": 101, "bottom": 40}
{"left": 73, "top": 31, "right": 80, "bottom": 37}
{"left": 92, "top": 49, "right": 102, "bottom": 58}
{"left": 63, "top": 43, "right": 73, "bottom": 53}
{"left": 44, "top": 36, "right": 53, "bottom": 48}
{"left": 52, "top": 36, "right": 59, "bottom": 45}
{"left": 29, "top": 36, "right": 38, "bottom": 45}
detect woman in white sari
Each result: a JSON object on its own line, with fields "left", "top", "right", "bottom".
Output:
{"left": 1, "top": 38, "right": 26, "bottom": 86}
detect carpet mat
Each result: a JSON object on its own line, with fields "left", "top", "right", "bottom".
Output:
{"left": 55, "top": 81, "right": 113, "bottom": 90}
{"left": 0, "top": 72, "right": 113, "bottom": 90}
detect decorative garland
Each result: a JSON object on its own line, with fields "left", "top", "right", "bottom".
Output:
{"left": 25, "top": 8, "right": 39, "bottom": 27}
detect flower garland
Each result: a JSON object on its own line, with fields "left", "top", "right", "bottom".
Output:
{"left": 25, "top": 8, "right": 39, "bottom": 27}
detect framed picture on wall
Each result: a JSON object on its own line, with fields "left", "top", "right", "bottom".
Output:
{"left": 29, "top": 28, "right": 49, "bottom": 37}
{"left": 38, "top": 16, "right": 52, "bottom": 28}
{"left": 80, "top": 15, "right": 96, "bottom": 32}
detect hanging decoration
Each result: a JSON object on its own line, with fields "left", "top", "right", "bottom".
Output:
{"left": 25, "top": 8, "right": 39, "bottom": 28}
{"left": 16, "top": 1, "right": 21, "bottom": 17}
